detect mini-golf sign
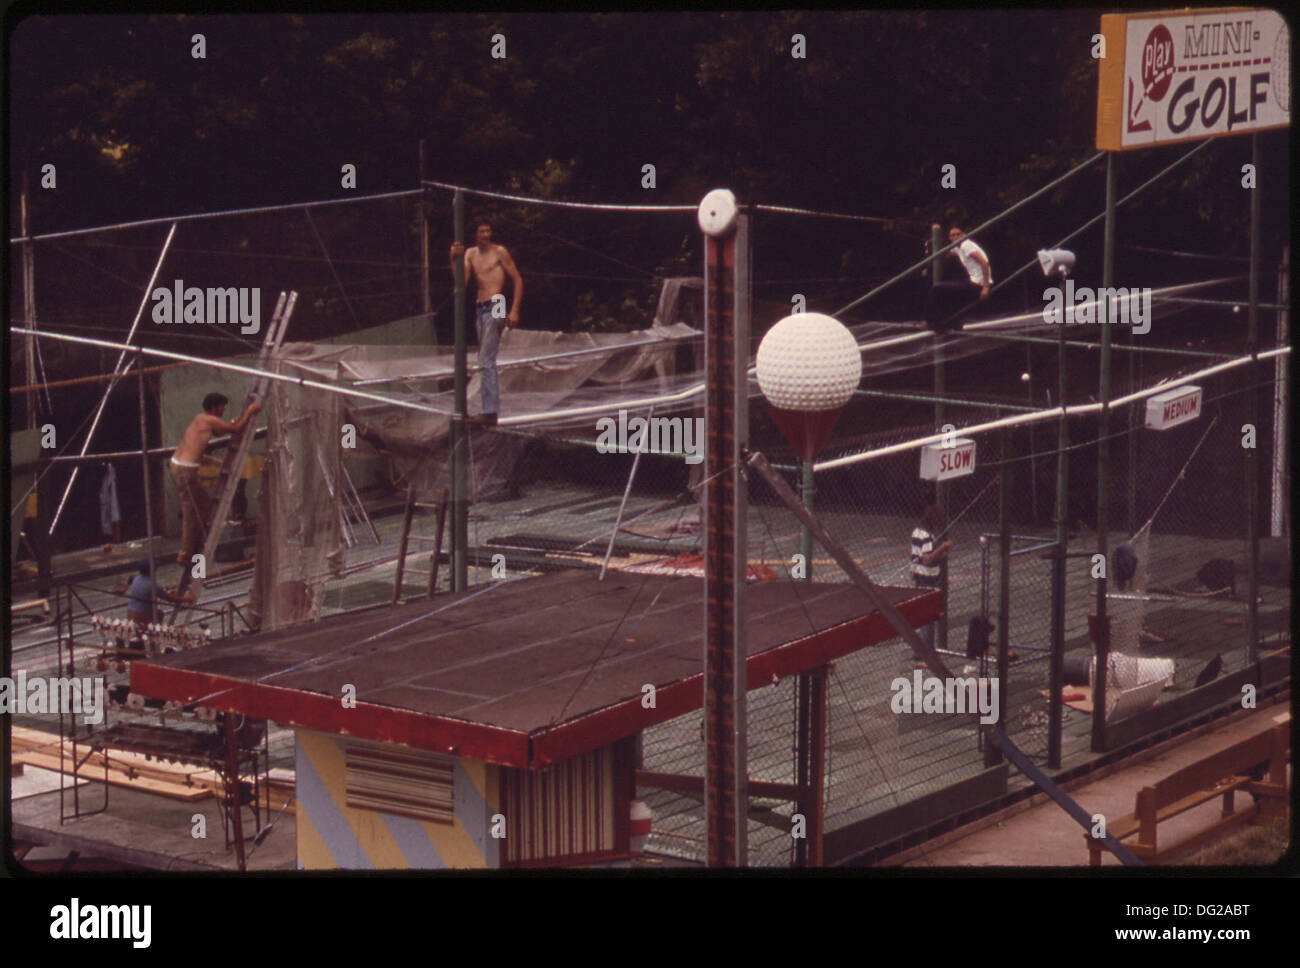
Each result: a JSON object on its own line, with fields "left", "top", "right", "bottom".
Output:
{"left": 1145, "top": 385, "right": 1202, "bottom": 430}
{"left": 920, "top": 438, "right": 976, "bottom": 481}
{"left": 1096, "top": 8, "right": 1290, "bottom": 151}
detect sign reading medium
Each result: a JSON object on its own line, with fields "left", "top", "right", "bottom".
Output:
{"left": 1097, "top": 8, "right": 1289, "bottom": 150}
{"left": 1145, "top": 385, "right": 1202, "bottom": 430}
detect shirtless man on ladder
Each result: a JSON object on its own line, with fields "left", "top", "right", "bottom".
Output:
{"left": 171, "top": 392, "right": 261, "bottom": 566}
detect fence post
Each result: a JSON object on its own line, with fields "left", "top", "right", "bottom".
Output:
{"left": 451, "top": 190, "right": 468, "bottom": 592}
{"left": 986, "top": 426, "right": 1012, "bottom": 767}
{"left": 1051, "top": 294, "right": 1068, "bottom": 767}
{"left": 932, "top": 223, "right": 949, "bottom": 652}
{"left": 1094, "top": 151, "right": 1116, "bottom": 754}
{"left": 1245, "top": 132, "right": 1261, "bottom": 658}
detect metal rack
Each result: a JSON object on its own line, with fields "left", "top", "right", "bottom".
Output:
{"left": 52, "top": 580, "right": 270, "bottom": 870}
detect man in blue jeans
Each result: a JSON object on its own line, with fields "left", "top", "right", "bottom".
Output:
{"left": 450, "top": 219, "right": 524, "bottom": 426}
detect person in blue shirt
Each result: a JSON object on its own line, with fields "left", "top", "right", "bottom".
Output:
{"left": 126, "top": 558, "right": 193, "bottom": 627}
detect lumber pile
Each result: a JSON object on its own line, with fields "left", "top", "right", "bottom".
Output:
{"left": 10, "top": 726, "right": 294, "bottom": 814}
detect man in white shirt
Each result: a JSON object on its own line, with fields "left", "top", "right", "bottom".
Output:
{"left": 924, "top": 223, "right": 992, "bottom": 331}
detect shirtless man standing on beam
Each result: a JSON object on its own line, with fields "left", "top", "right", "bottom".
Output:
{"left": 171, "top": 392, "right": 261, "bottom": 566}
{"left": 450, "top": 218, "right": 523, "bottom": 427}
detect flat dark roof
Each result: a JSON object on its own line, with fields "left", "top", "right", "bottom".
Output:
{"left": 133, "top": 570, "right": 938, "bottom": 767}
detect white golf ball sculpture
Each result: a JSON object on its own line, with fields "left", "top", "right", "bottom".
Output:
{"left": 756, "top": 312, "right": 862, "bottom": 412}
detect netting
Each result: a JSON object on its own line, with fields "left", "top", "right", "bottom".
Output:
{"left": 11, "top": 165, "right": 1289, "bottom": 866}
{"left": 248, "top": 347, "right": 346, "bottom": 632}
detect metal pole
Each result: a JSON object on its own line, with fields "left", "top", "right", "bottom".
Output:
{"left": 799, "top": 460, "right": 814, "bottom": 577}
{"left": 49, "top": 222, "right": 178, "bottom": 536}
{"left": 993, "top": 426, "right": 1013, "bottom": 758}
{"left": 137, "top": 351, "right": 158, "bottom": 614}
{"left": 451, "top": 191, "right": 468, "bottom": 591}
{"left": 223, "top": 714, "right": 247, "bottom": 871}
{"left": 21, "top": 170, "right": 37, "bottom": 429}
{"left": 733, "top": 213, "right": 750, "bottom": 865}
{"left": 1024, "top": 341, "right": 1040, "bottom": 520}
{"left": 932, "top": 223, "right": 949, "bottom": 651}
{"left": 794, "top": 671, "right": 810, "bottom": 867}
{"left": 931, "top": 223, "right": 943, "bottom": 287}
{"left": 419, "top": 140, "right": 432, "bottom": 334}
{"left": 934, "top": 358, "right": 948, "bottom": 653}
{"left": 36, "top": 449, "right": 53, "bottom": 599}
{"left": 1093, "top": 151, "right": 1115, "bottom": 754}
{"left": 702, "top": 205, "right": 748, "bottom": 867}
{"left": 807, "top": 663, "right": 827, "bottom": 866}
{"left": 1051, "top": 273, "right": 1069, "bottom": 768}
{"left": 1245, "top": 133, "right": 1260, "bottom": 656}
{"left": 1270, "top": 246, "right": 1289, "bottom": 537}
{"left": 795, "top": 456, "right": 813, "bottom": 865}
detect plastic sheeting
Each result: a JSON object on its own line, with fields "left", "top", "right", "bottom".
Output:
{"left": 249, "top": 307, "right": 705, "bottom": 630}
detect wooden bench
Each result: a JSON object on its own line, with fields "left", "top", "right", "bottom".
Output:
{"left": 1086, "top": 719, "right": 1289, "bottom": 865}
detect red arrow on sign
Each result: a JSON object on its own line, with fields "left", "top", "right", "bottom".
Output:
{"left": 1127, "top": 77, "right": 1153, "bottom": 133}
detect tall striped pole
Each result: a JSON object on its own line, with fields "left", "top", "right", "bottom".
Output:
{"left": 700, "top": 190, "right": 748, "bottom": 866}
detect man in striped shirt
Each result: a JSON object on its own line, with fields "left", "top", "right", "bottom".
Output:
{"left": 911, "top": 504, "right": 951, "bottom": 648}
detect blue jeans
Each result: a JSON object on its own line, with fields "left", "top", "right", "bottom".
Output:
{"left": 914, "top": 580, "right": 940, "bottom": 651}
{"left": 475, "top": 300, "right": 503, "bottom": 415}
{"left": 918, "top": 622, "right": 935, "bottom": 651}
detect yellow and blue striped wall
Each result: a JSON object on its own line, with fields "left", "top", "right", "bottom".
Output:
{"left": 295, "top": 729, "right": 501, "bottom": 870}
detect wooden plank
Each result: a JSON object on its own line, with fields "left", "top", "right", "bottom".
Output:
{"left": 1153, "top": 729, "right": 1275, "bottom": 804}
{"left": 1151, "top": 777, "right": 1251, "bottom": 824}
{"left": 12, "top": 750, "right": 212, "bottom": 801}
{"left": 15, "top": 740, "right": 204, "bottom": 788}
{"left": 13, "top": 726, "right": 268, "bottom": 795}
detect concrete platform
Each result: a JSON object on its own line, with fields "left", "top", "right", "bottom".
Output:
{"left": 11, "top": 780, "right": 297, "bottom": 872}
{"left": 890, "top": 702, "right": 1290, "bottom": 867}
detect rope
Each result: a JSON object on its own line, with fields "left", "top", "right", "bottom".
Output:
{"left": 1133, "top": 413, "right": 1220, "bottom": 539}
{"left": 422, "top": 179, "right": 695, "bottom": 212}
{"left": 9, "top": 188, "right": 424, "bottom": 244}
{"left": 304, "top": 207, "right": 363, "bottom": 332}
{"left": 752, "top": 202, "right": 929, "bottom": 227}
